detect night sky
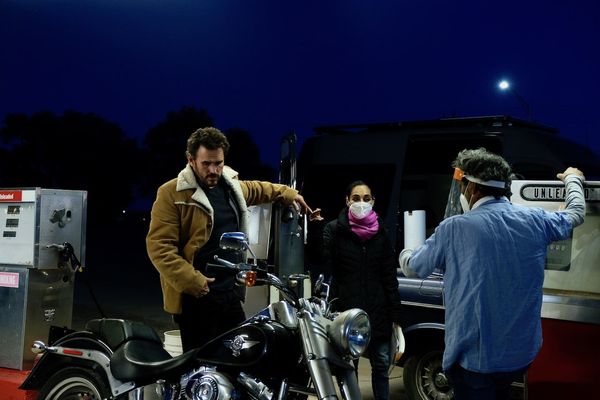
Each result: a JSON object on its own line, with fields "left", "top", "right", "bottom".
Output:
{"left": 2, "top": 0, "right": 599, "bottom": 168}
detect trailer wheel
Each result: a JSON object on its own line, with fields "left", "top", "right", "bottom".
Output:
{"left": 403, "top": 349, "right": 453, "bottom": 400}
{"left": 37, "top": 367, "right": 112, "bottom": 400}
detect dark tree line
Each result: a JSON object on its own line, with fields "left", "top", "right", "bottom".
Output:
{"left": 0, "top": 106, "right": 276, "bottom": 228}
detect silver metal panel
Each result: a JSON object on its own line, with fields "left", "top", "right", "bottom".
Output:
{"left": 242, "top": 286, "right": 270, "bottom": 318}
{"left": 541, "top": 291, "right": 600, "bottom": 325}
{"left": 511, "top": 181, "right": 600, "bottom": 295}
{"left": 0, "top": 267, "right": 74, "bottom": 370}
{"left": 247, "top": 203, "right": 272, "bottom": 261}
{"left": 37, "top": 189, "right": 87, "bottom": 269}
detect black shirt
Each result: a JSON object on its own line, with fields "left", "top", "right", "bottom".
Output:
{"left": 193, "top": 179, "right": 242, "bottom": 292}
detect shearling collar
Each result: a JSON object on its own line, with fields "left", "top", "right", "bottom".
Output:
{"left": 176, "top": 164, "right": 238, "bottom": 192}
{"left": 175, "top": 164, "right": 248, "bottom": 232}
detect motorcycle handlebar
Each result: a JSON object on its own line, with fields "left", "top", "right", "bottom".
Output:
{"left": 212, "top": 256, "right": 301, "bottom": 307}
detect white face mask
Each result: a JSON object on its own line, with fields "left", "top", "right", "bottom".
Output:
{"left": 459, "top": 182, "right": 472, "bottom": 213}
{"left": 349, "top": 201, "right": 373, "bottom": 219}
{"left": 459, "top": 193, "right": 471, "bottom": 213}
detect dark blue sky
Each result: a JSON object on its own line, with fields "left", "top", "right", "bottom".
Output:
{"left": 2, "top": 0, "right": 599, "bottom": 168}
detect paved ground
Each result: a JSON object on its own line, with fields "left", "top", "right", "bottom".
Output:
{"left": 358, "top": 361, "right": 407, "bottom": 400}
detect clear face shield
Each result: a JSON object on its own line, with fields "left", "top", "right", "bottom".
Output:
{"left": 444, "top": 167, "right": 508, "bottom": 218}
{"left": 444, "top": 167, "right": 466, "bottom": 219}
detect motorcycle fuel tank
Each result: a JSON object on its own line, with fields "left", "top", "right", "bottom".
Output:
{"left": 195, "top": 320, "right": 299, "bottom": 378}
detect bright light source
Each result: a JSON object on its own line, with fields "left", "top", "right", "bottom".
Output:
{"left": 498, "top": 80, "right": 510, "bottom": 90}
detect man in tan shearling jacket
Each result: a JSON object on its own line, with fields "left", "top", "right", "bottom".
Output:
{"left": 146, "top": 127, "right": 311, "bottom": 351}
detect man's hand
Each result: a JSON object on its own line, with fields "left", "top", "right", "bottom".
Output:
{"left": 399, "top": 248, "right": 419, "bottom": 278}
{"left": 309, "top": 207, "right": 324, "bottom": 221}
{"left": 557, "top": 167, "right": 585, "bottom": 181}
{"left": 199, "top": 277, "right": 215, "bottom": 297}
{"left": 293, "top": 194, "right": 312, "bottom": 214}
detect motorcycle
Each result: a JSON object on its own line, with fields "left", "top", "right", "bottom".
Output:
{"left": 20, "top": 232, "right": 371, "bottom": 400}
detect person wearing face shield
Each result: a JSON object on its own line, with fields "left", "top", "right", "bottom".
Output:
{"left": 316, "top": 180, "right": 402, "bottom": 400}
{"left": 398, "top": 148, "right": 586, "bottom": 400}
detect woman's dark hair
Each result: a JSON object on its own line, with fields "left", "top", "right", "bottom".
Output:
{"left": 345, "top": 180, "right": 372, "bottom": 197}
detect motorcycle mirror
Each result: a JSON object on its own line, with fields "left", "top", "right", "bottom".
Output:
{"left": 219, "top": 232, "right": 258, "bottom": 261}
{"left": 219, "top": 232, "right": 249, "bottom": 251}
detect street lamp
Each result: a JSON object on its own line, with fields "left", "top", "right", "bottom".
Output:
{"left": 498, "top": 80, "right": 532, "bottom": 120}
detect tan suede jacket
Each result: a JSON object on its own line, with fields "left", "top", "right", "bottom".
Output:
{"left": 146, "top": 164, "right": 298, "bottom": 314}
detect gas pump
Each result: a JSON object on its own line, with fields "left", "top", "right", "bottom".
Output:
{"left": 273, "top": 132, "right": 308, "bottom": 298}
{"left": 240, "top": 133, "right": 308, "bottom": 317}
{"left": 510, "top": 180, "right": 600, "bottom": 398}
{"left": 0, "top": 188, "right": 86, "bottom": 371}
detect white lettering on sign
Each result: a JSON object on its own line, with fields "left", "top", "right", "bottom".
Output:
{"left": 0, "top": 272, "right": 19, "bottom": 288}
{"left": 520, "top": 185, "right": 600, "bottom": 202}
{"left": 0, "top": 190, "right": 24, "bottom": 202}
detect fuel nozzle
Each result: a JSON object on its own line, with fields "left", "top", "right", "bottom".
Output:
{"left": 47, "top": 242, "right": 82, "bottom": 272}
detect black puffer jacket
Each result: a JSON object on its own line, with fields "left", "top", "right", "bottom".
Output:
{"left": 321, "top": 209, "right": 402, "bottom": 340}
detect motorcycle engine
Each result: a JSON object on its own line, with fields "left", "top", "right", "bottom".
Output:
{"left": 184, "top": 368, "right": 235, "bottom": 400}
{"left": 237, "top": 372, "right": 273, "bottom": 400}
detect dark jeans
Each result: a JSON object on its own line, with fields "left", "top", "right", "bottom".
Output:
{"left": 174, "top": 291, "right": 246, "bottom": 352}
{"left": 353, "top": 337, "right": 391, "bottom": 400}
{"left": 446, "top": 364, "right": 528, "bottom": 400}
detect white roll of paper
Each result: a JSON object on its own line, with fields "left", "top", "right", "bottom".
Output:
{"left": 404, "top": 210, "right": 426, "bottom": 249}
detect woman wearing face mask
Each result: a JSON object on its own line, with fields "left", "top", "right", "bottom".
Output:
{"left": 320, "top": 180, "right": 403, "bottom": 400}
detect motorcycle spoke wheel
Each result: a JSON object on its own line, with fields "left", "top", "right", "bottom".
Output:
{"left": 38, "top": 368, "right": 111, "bottom": 400}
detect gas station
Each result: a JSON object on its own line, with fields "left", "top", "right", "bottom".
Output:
{"left": 0, "top": 137, "right": 599, "bottom": 399}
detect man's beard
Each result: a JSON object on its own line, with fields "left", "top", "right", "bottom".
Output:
{"left": 204, "top": 173, "right": 220, "bottom": 187}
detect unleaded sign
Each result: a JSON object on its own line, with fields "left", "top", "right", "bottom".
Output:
{"left": 519, "top": 183, "right": 600, "bottom": 202}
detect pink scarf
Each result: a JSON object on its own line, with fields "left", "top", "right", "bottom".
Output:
{"left": 348, "top": 210, "right": 379, "bottom": 242}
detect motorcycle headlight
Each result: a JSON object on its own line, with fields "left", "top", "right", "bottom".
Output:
{"left": 328, "top": 309, "right": 371, "bottom": 359}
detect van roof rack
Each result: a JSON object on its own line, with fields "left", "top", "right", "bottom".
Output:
{"left": 313, "top": 115, "right": 558, "bottom": 136}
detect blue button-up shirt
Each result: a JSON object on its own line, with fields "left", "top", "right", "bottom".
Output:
{"left": 409, "top": 197, "right": 575, "bottom": 373}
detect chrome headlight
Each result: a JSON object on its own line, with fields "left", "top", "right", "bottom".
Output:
{"left": 328, "top": 308, "right": 371, "bottom": 359}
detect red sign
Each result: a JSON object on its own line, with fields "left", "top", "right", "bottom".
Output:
{"left": 0, "top": 191, "right": 22, "bottom": 202}
{"left": 0, "top": 272, "right": 19, "bottom": 288}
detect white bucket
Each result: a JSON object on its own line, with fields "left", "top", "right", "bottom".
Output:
{"left": 164, "top": 330, "right": 183, "bottom": 357}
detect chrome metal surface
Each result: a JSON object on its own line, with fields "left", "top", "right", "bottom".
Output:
{"left": 542, "top": 291, "right": 600, "bottom": 325}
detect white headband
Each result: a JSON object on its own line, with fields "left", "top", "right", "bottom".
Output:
{"left": 464, "top": 174, "right": 506, "bottom": 189}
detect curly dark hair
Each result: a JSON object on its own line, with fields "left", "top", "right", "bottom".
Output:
{"left": 452, "top": 148, "right": 512, "bottom": 198}
{"left": 186, "top": 127, "right": 230, "bottom": 158}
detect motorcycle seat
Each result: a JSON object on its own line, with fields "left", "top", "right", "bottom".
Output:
{"left": 85, "top": 318, "right": 162, "bottom": 350}
{"left": 110, "top": 340, "right": 199, "bottom": 384}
